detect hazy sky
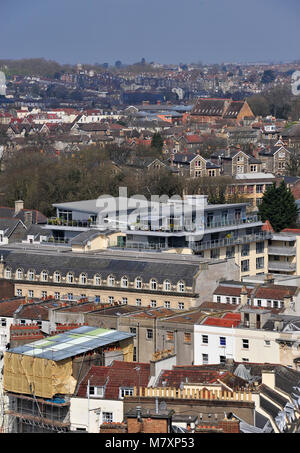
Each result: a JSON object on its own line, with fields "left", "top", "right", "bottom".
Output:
{"left": 1, "top": 0, "right": 300, "bottom": 65}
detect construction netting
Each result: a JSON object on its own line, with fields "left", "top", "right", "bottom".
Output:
{"left": 3, "top": 352, "right": 77, "bottom": 399}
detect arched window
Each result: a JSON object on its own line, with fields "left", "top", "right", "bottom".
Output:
{"left": 53, "top": 271, "right": 61, "bottom": 283}
{"left": 67, "top": 272, "right": 74, "bottom": 284}
{"left": 16, "top": 268, "right": 23, "bottom": 280}
{"left": 94, "top": 274, "right": 101, "bottom": 286}
{"left": 164, "top": 280, "right": 171, "bottom": 291}
{"left": 121, "top": 276, "right": 128, "bottom": 288}
{"left": 41, "top": 270, "right": 48, "bottom": 282}
{"left": 108, "top": 275, "right": 115, "bottom": 287}
{"left": 28, "top": 269, "right": 35, "bottom": 281}
{"left": 135, "top": 277, "right": 142, "bottom": 289}
{"left": 5, "top": 268, "right": 11, "bottom": 279}
{"left": 150, "top": 279, "right": 157, "bottom": 290}
{"left": 80, "top": 273, "right": 87, "bottom": 284}
{"left": 178, "top": 281, "right": 185, "bottom": 293}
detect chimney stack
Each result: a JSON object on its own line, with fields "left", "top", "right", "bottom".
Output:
{"left": 15, "top": 200, "right": 24, "bottom": 215}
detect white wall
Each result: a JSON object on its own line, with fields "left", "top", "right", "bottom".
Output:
{"left": 194, "top": 325, "right": 235, "bottom": 365}
{"left": 70, "top": 397, "right": 123, "bottom": 433}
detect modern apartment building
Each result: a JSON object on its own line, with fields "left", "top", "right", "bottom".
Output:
{"left": 268, "top": 229, "right": 300, "bottom": 276}
{"left": 41, "top": 195, "right": 270, "bottom": 279}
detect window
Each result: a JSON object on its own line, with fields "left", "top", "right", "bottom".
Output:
{"left": 242, "top": 339, "right": 249, "bottom": 349}
{"left": 122, "top": 297, "right": 128, "bottom": 305}
{"left": 164, "top": 301, "right": 170, "bottom": 309}
{"left": 54, "top": 292, "right": 60, "bottom": 300}
{"left": 164, "top": 280, "right": 171, "bottom": 291}
{"left": 202, "top": 335, "right": 208, "bottom": 344}
{"left": 256, "top": 257, "right": 264, "bottom": 269}
{"left": 226, "top": 297, "right": 230, "bottom": 303}
{"left": 16, "top": 269, "right": 23, "bottom": 280}
{"left": 89, "top": 386, "right": 104, "bottom": 397}
{"left": 256, "top": 184, "right": 263, "bottom": 193}
{"left": 41, "top": 291, "right": 47, "bottom": 298}
{"left": 146, "top": 329, "right": 153, "bottom": 340}
{"left": 16, "top": 289, "right": 22, "bottom": 296}
{"left": 219, "top": 337, "right": 226, "bottom": 347}
{"left": 216, "top": 296, "right": 221, "bottom": 303}
{"left": 133, "top": 346, "right": 137, "bottom": 361}
{"left": 220, "top": 355, "right": 226, "bottom": 364}
{"left": 150, "top": 279, "right": 157, "bottom": 290}
{"left": 67, "top": 293, "right": 73, "bottom": 300}
{"left": 80, "top": 294, "right": 86, "bottom": 299}
{"left": 121, "top": 276, "right": 128, "bottom": 288}
{"left": 250, "top": 164, "right": 257, "bottom": 172}
{"left": 40, "top": 270, "right": 48, "bottom": 282}
{"left": 257, "top": 299, "right": 262, "bottom": 307}
{"left": 136, "top": 298, "right": 141, "bottom": 306}
{"left": 28, "top": 270, "right": 35, "bottom": 281}
{"left": 265, "top": 340, "right": 271, "bottom": 346}
{"left": 210, "top": 248, "right": 220, "bottom": 259}
{"left": 184, "top": 332, "right": 191, "bottom": 343}
{"left": 135, "top": 277, "right": 142, "bottom": 289}
{"left": 102, "top": 412, "right": 113, "bottom": 423}
{"left": 241, "top": 260, "right": 249, "bottom": 273}
{"left": 226, "top": 246, "right": 235, "bottom": 258}
{"left": 273, "top": 300, "right": 278, "bottom": 308}
{"left": 150, "top": 300, "right": 156, "bottom": 308}
{"left": 166, "top": 331, "right": 174, "bottom": 342}
{"left": 94, "top": 274, "right": 101, "bottom": 286}
{"left": 67, "top": 272, "right": 74, "bottom": 284}
{"left": 242, "top": 358, "right": 249, "bottom": 362}
{"left": 256, "top": 242, "right": 264, "bottom": 254}
{"left": 178, "top": 302, "right": 185, "bottom": 310}
{"left": 53, "top": 271, "right": 60, "bottom": 283}
{"left": 108, "top": 296, "right": 114, "bottom": 304}
{"left": 5, "top": 268, "right": 11, "bottom": 279}
{"left": 80, "top": 273, "right": 87, "bottom": 284}
{"left": 28, "top": 290, "right": 34, "bottom": 298}
{"left": 130, "top": 327, "right": 136, "bottom": 337}
{"left": 202, "top": 353, "right": 209, "bottom": 364}
{"left": 232, "top": 297, "right": 237, "bottom": 305}
{"left": 177, "top": 281, "right": 185, "bottom": 293}
{"left": 1, "top": 318, "right": 6, "bottom": 326}
{"left": 108, "top": 275, "right": 115, "bottom": 287}
{"left": 95, "top": 295, "right": 100, "bottom": 303}
{"left": 119, "top": 387, "right": 134, "bottom": 399}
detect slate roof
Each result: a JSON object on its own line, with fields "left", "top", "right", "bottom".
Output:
{"left": 0, "top": 218, "right": 25, "bottom": 237}
{"left": 0, "top": 206, "right": 47, "bottom": 224}
{"left": 223, "top": 101, "right": 245, "bottom": 118}
{"left": 191, "top": 99, "right": 227, "bottom": 116}
{"left": 1, "top": 248, "right": 200, "bottom": 286}
{"left": 275, "top": 366, "right": 300, "bottom": 395}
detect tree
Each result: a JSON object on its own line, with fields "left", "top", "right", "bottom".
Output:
{"left": 151, "top": 132, "right": 164, "bottom": 153}
{"left": 261, "top": 69, "right": 276, "bottom": 84}
{"left": 258, "top": 182, "right": 299, "bottom": 232}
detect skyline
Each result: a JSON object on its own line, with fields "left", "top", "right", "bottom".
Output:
{"left": 1, "top": 0, "right": 300, "bottom": 66}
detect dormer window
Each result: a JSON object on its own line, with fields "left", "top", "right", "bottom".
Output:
{"left": 150, "top": 279, "right": 157, "bottom": 290}
{"left": 67, "top": 272, "right": 74, "bottom": 284}
{"left": 108, "top": 275, "right": 115, "bottom": 287}
{"left": 177, "top": 281, "right": 185, "bottom": 293}
{"left": 119, "top": 387, "right": 134, "bottom": 399}
{"left": 135, "top": 277, "right": 142, "bottom": 289}
{"left": 16, "top": 268, "right": 23, "bottom": 280}
{"left": 94, "top": 274, "right": 101, "bottom": 286}
{"left": 164, "top": 280, "right": 171, "bottom": 291}
{"left": 88, "top": 386, "right": 104, "bottom": 398}
{"left": 53, "top": 271, "right": 61, "bottom": 283}
{"left": 28, "top": 270, "right": 35, "bottom": 281}
{"left": 80, "top": 273, "right": 87, "bottom": 285}
{"left": 121, "top": 276, "right": 128, "bottom": 288}
{"left": 41, "top": 270, "right": 48, "bottom": 282}
{"left": 5, "top": 268, "right": 11, "bottom": 279}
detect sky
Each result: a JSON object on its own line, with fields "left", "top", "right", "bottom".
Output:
{"left": 1, "top": 0, "right": 300, "bottom": 65}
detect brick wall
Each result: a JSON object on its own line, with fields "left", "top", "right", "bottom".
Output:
{"left": 127, "top": 417, "right": 169, "bottom": 433}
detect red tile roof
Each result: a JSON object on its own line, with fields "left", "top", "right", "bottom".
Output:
{"left": 203, "top": 312, "right": 241, "bottom": 328}
{"left": 262, "top": 220, "right": 274, "bottom": 232}
{"left": 77, "top": 361, "right": 150, "bottom": 400}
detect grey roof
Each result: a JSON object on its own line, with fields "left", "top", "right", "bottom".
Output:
{"left": 70, "top": 229, "right": 113, "bottom": 246}
{"left": 8, "top": 326, "right": 134, "bottom": 361}
{"left": 0, "top": 218, "right": 25, "bottom": 237}
{"left": 275, "top": 366, "right": 300, "bottom": 395}
{"left": 1, "top": 248, "right": 200, "bottom": 286}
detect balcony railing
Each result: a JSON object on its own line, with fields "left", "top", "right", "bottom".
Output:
{"left": 190, "top": 232, "right": 271, "bottom": 252}
{"left": 47, "top": 218, "right": 96, "bottom": 228}
{"left": 268, "top": 246, "right": 296, "bottom": 256}
{"left": 268, "top": 261, "right": 296, "bottom": 271}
